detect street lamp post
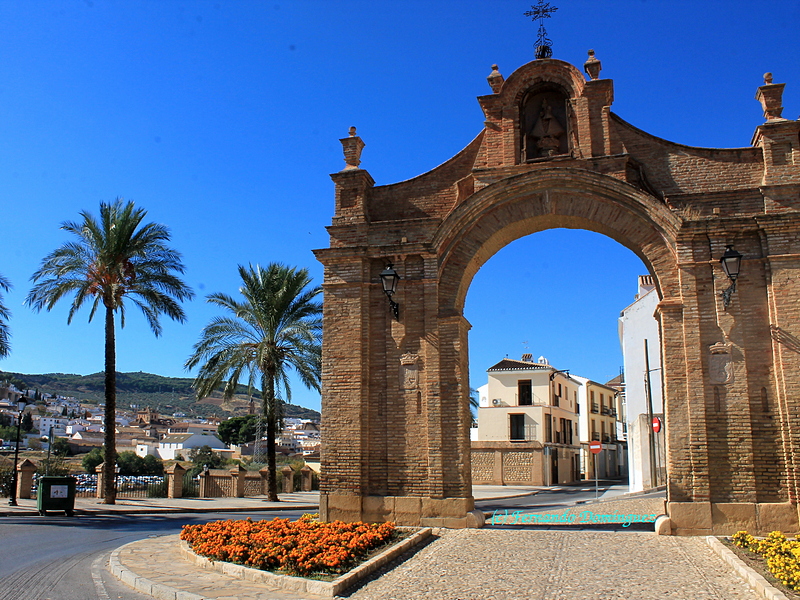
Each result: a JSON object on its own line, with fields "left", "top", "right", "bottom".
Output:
{"left": 8, "top": 398, "right": 28, "bottom": 506}
{"left": 719, "top": 245, "right": 743, "bottom": 308}
{"left": 379, "top": 262, "right": 401, "bottom": 321}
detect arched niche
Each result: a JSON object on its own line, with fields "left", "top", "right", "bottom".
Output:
{"left": 520, "top": 84, "right": 571, "bottom": 161}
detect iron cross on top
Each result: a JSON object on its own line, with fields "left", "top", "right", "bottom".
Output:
{"left": 524, "top": 0, "right": 558, "bottom": 59}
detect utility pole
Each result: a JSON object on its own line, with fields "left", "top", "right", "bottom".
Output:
{"left": 644, "top": 339, "right": 658, "bottom": 490}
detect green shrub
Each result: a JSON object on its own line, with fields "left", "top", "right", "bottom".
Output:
{"left": 82, "top": 448, "right": 104, "bottom": 473}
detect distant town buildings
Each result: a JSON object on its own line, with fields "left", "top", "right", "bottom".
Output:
{"left": 0, "top": 389, "right": 321, "bottom": 461}
{"left": 472, "top": 354, "right": 623, "bottom": 486}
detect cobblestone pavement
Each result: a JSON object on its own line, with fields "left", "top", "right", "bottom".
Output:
{"left": 345, "top": 497, "right": 757, "bottom": 600}
{"left": 345, "top": 529, "right": 758, "bottom": 600}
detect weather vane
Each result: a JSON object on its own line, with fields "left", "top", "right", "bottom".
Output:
{"left": 524, "top": 0, "right": 558, "bottom": 59}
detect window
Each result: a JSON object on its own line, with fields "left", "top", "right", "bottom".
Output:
{"left": 518, "top": 380, "right": 532, "bottom": 406}
{"left": 510, "top": 414, "right": 526, "bottom": 441}
{"left": 545, "top": 414, "right": 552, "bottom": 442}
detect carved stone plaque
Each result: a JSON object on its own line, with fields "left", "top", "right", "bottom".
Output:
{"left": 400, "top": 353, "right": 420, "bottom": 390}
{"left": 709, "top": 342, "right": 733, "bottom": 385}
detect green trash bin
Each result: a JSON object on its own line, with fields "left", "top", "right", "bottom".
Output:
{"left": 37, "top": 476, "right": 77, "bottom": 517}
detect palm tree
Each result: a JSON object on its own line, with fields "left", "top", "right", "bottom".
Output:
{"left": 26, "top": 199, "right": 194, "bottom": 503}
{"left": 185, "top": 263, "right": 321, "bottom": 501}
{"left": 470, "top": 387, "right": 479, "bottom": 427}
{"left": 0, "top": 274, "right": 11, "bottom": 358}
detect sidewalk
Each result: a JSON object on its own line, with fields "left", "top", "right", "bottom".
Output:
{"left": 0, "top": 484, "right": 540, "bottom": 517}
{"left": 0, "top": 491, "right": 321, "bottom": 517}
{"left": 108, "top": 493, "right": 779, "bottom": 600}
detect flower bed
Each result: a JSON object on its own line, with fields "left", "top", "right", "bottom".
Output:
{"left": 731, "top": 530, "right": 800, "bottom": 592}
{"left": 180, "top": 514, "right": 397, "bottom": 578}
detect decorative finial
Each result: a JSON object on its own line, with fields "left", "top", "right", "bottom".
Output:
{"left": 524, "top": 0, "right": 558, "bottom": 59}
{"left": 340, "top": 127, "right": 365, "bottom": 170}
{"left": 756, "top": 74, "right": 785, "bottom": 121}
{"left": 487, "top": 64, "right": 504, "bottom": 93}
{"left": 584, "top": 49, "right": 601, "bottom": 80}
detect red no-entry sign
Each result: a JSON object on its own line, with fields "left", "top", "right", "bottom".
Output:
{"left": 589, "top": 441, "right": 602, "bottom": 454}
{"left": 652, "top": 417, "right": 662, "bottom": 433}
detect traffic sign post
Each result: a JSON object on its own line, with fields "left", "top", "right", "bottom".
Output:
{"left": 652, "top": 417, "right": 662, "bottom": 433}
{"left": 588, "top": 441, "right": 602, "bottom": 500}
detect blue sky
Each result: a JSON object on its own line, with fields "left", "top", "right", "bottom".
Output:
{"left": 1, "top": 1, "right": 798, "bottom": 412}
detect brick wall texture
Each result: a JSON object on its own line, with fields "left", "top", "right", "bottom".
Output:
{"left": 314, "top": 56, "right": 800, "bottom": 533}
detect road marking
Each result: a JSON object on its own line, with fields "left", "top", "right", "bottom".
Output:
{"left": 91, "top": 554, "right": 111, "bottom": 600}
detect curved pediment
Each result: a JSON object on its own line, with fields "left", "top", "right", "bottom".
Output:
{"left": 491, "top": 58, "right": 587, "bottom": 105}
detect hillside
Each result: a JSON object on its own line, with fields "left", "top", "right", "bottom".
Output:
{"left": 0, "top": 370, "right": 320, "bottom": 420}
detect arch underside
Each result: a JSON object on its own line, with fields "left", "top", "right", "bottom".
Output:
{"left": 436, "top": 170, "right": 681, "bottom": 312}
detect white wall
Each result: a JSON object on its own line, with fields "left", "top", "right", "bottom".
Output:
{"left": 619, "top": 280, "right": 664, "bottom": 491}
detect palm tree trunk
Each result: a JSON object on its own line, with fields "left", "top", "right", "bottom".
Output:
{"left": 103, "top": 305, "right": 117, "bottom": 504}
{"left": 264, "top": 372, "right": 279, "bottom": 502}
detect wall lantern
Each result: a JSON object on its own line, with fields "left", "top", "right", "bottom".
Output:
{"left": 719, "top": 245, "right": 743, "bottom": 308}
{"left": 379, "top": 262, "right": 400, "bottom": 321}
{"left": 7, "top": 397, "right": 28, "bottom": 507}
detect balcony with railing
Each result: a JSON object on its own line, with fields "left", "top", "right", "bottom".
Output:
{"left": 591, "top": 432, "right": 600, "bottom": 441}
{"left": 602, "top": 433, "right": 611, "bottom": 443}
{"left": 591, "top": 403, "right": 599, "bottom": 413}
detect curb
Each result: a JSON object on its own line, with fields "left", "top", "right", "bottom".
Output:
{"left": 475, "top": 490, "right": 540, "bottom": 502}
{"left": 572, "top": 485, "right": 667, "bottom": 505}
{"left": 0, "top": 504, "right": 319, "bottom": 518}
{"left": 109, "top": 543, "right": 207, "bottom": 600}
{"left": 705, "top": 536, "right": 790, "bottom": 600}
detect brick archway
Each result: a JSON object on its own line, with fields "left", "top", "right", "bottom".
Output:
{"left": 315, "top": 55, "right": 800, "bottom": 534}
{"left": 436, "top": 167, "right": 681, "bottom": 313}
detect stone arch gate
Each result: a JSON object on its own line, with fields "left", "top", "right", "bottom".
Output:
{"left": 314, "top": 54, "right": 800, "bottom": 535}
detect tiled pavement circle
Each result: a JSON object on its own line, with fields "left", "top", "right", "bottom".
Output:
{"left": 111, "top": 496, "right": 773, "bottom": 599}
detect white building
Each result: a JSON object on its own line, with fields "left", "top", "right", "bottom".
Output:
{"left": 619, "top": 275, "right": 666, "bottom": 492}
{"left": 34, "top": 416, "right": 70, "bottom": 436}
{"left": 473, "top": 355, "right": 582, "bottom": 485}
{"left": 570, "top": 375, "right": 625, "bottom": 480}
{"left": 153, "top": 433, "right": 228, "bottom": 460}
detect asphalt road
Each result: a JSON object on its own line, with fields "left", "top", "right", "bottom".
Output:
{"left": 0, "top": 509, "right": 308, "bottom": 600}
{"left": 475, "top": 479, "right": 625, "bottom": 512}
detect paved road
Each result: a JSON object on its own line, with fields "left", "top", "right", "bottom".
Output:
{"left": 0, "top": 510, "right": 307, "bottom": 600}
{"left": 475, "top": 479, "right": 636, "bottom": 512}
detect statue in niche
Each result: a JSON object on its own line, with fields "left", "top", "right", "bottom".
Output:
{"left": 531, "top": 99, "right": 564, "bottom": 157}
{"left": 521, "top": 90, "right": 569, "bottom": 161}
